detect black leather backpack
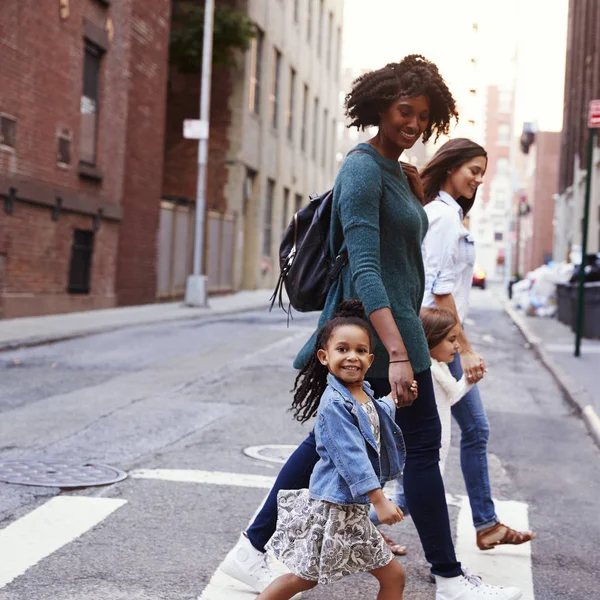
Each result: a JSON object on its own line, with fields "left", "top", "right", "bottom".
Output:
{"left": 270, "top": 188, "right": 348, "bottom": 315}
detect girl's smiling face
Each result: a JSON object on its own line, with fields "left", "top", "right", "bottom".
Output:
{"left": 430, "top": 324, "right": 461, "bottom": 363}
{"left": 446, "top": 156, "right": 487, "bottom": 201}
{"left": 317, "top": 325, "right": 374, "bottom": 386}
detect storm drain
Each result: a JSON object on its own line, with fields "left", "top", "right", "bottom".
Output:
{"left": 0, "top": 460, "right": 127, "bottom": 488}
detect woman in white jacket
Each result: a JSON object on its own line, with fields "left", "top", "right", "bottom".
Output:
{"left": 420, "top": 138, "right": 535, "bottom": 551}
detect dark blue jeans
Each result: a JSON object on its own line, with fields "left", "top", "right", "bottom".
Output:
{"left": 246, "top": 368, "right": 462, "bottom": 577}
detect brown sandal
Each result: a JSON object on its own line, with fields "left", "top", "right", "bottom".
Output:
{"left": 476, "top": 522, "right": 537, "bottom": 551}
{"left": 380, "top": 532, "right": 408, "bottom": 556}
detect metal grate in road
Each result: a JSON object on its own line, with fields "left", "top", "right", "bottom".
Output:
{"left": 243, "top": 445, "right": 297, "bottom": 465}
{"left": 0, "top": 460, "right": 127, "bottom": 488}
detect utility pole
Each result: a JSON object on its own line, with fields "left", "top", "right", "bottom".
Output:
{"left": 574, "top": 99, "right": 600, "bottom": 356}
{"left": 184, "top": 0, "right": 215, "bottom": 307}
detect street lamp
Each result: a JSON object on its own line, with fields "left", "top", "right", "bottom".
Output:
{"left": 184, "top": 0, "right": 215, "bottom": 307}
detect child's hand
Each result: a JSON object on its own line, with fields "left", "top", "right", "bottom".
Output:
{"left": 409, "top": 379, "right": 418, "bottom": 400}
{"left": 373, "top": 497, "right": 404, "bottom": 526}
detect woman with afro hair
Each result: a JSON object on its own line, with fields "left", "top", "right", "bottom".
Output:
{"left": 221, "top": 55, "right": 522, "bottom": 600}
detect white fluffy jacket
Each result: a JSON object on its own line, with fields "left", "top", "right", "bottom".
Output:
{"left": 430, "top": 358, "right": 474, "bottom": 475}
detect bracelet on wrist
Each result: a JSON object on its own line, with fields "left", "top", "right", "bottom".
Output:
{"left": 389, "top": 359, "right": 410, "bottom": 364}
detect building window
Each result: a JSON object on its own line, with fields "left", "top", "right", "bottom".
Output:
{"left": 57, "top": 129, "right": 72, "bottom": 165}
{"left": 68, "top": 229, "right": 94, "bottom": 294}
{"left": 312, "top": 97, "right": 319, "bottom": 160}
{"left": 0, "top": 114, "right": 17, "bottom": 149}
{"left": 498, "top": 123, "right": 510, "bottom": 145}
{"left": 326, "top": 12, "right": 333, "bottom": 69}
{"left": 496, "top": 158, "right": 509, "bottom": 174}
{"left": 282, "top": 187, "right": 290, "bottom": 231}
{"left": 270, "top": 48, "right": 282, "bottom": 129}
{"left": 249, "top": 28, "right": 264, "bottom": 115}
{"left": 331, "top": 118, "right": 336, "bottom": 172}
{"left": 263, "top": 179, "right": 275, "bottom": 256}
{"left": 498, "top": 90, "right": 512, "bottom": 114}
{"left": 294, "top": 0, "right": 300, "bottom": 23}
{"left": 317, "top": 0, "right": 324, "bottom": 56}
{"left": 494, "top": 231, "right": 504, "bottom": 242}
{"left": 295, "top": 193, "right": 303, "bottom": 214}
{"left": 301, "top": 84, "right": 309, "bottom": 152}
{"left": 322, "top": 108, "right": 328, "bottom": 167}
{"left": 287, "top": 68, "right": 296, "bottom": 142}
{"left": 335, "top": 26, "right": 341, "bottom": 80}
{"left": 80, "top": 42, "right": 102, "bottom": 166}
{"left": 307, "top": 0, "right": 312, "bottom": 42}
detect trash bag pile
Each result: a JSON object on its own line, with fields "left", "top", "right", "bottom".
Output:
{"left": 510, "top": 262, "right": 575, "bottom": 317}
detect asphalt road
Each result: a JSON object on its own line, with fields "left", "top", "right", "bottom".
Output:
{"left": 0, "top": 290, "right": 598, "bottom": 600}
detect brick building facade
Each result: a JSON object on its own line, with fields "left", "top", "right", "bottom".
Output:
{"left": 555, "top": 0, "right": 600, "bottom": 261}
{"left": 0, "top": 0, "right": 170, "bottom": 318}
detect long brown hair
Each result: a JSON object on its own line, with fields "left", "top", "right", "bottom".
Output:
{"left": 420, "top": 138, "right": 487, "bottom": 217}
{"left": 420, "top": 307, "right": 458, "bottom": 351}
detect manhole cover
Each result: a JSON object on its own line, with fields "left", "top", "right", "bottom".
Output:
{"left": 243, "top": 445, "right": 297, "bottom": 465}
{"left": 0, "top": 460, "right": 127, "bottom": 488}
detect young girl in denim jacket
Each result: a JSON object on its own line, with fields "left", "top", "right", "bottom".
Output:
{"left": 257, "top": 300, "right": 417, "bottom": 600}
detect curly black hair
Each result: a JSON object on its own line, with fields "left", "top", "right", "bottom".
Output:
{"left": 291, "top": 299, "right": 374, "bottom": 423}
{"left": 345, "top": 54, "right": 458, "bottom": 142}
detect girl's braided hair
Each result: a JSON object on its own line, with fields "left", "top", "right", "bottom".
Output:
{"left": 345, "top": 54, "right": 458, "bottom": 142}
{"left": 291, "top": 299, "right": 374, "bottom": 423}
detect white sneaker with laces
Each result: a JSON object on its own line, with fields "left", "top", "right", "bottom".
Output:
{"left": 435, "top": 570, "right": 523, "bottom": 600}
{"left": 220, "top": 532, "right": 277, "bottom": 593}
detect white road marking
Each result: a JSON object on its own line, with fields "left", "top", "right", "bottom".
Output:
{"left": 0, "top": 496, "right": 126, "bottom": 589}
{"left": 131, "top": 468, "right": 276, "bottom": 489}
{"left": 456, "top": 495, "right": 534, "bottom": 599}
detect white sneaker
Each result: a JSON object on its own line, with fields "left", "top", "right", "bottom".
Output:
{"left": 435, "top": 570, "right": 523, "bottom": 600}
{"left": 220, "top": 532, "right": 277, "bottom": 593}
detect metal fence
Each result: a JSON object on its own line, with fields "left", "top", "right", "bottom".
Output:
{"left": 157, "top": 200, "right": 236, "bottom": 299}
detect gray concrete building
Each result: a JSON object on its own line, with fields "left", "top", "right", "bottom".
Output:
{"left": 224, "top": 0, "right": 344, "bottom": 291}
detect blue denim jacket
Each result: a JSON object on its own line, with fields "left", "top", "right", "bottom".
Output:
{"left": 309, "top": 374, "right": 406, "bottom": 506}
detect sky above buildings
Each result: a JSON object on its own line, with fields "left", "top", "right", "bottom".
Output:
{"left": 341, "top": 0, "right": 568, "bottom": 133}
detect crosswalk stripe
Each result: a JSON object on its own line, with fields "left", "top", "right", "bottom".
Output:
{"left": 456, "top": 496, "right": 535, "bottom": 599}
{"left": 131, "top": 468, "right": 276, "bottom": 489}
{"left": 0, "top": 496, "right": 126, "bottom": 589}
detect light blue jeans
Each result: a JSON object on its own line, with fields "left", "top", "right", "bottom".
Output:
{"left": 448, "top": 352, "right": 498, "bottom": 531}
{"left": 370, "top": 353, "right": 499, "bottom": 532}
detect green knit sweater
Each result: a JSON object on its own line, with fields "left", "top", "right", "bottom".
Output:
{"left": 294, "top": 143, "right": 431, "bottom": 377}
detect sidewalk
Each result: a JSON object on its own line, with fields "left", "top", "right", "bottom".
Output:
{"left": 0, "top": 289, "right": 274, "bottom": 352}
{"left": 504, "top": 300, "right": 600, "bottom": 449}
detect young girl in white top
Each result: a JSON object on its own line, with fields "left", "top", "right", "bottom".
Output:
{"left": 420, "top": 307, "right": 474, "bottom": 476}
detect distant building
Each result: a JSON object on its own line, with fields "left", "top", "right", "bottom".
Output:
{"left": 160, "top": 0, "right": 344, "bottom": 297}
{"left": 513, "top": 131, "right": 561, "bottom": 275}
{"left": 469, "top": 85, "right": 515, "bottom": 281}
{"left": 0, "top": 0, "right": 171, "bottom": 317}
{"left": 555, "top": 0, "right": 600, "bottom": 263}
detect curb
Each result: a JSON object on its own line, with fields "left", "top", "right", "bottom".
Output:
{"left": 504, "top": 302, "right": 600, "bottom": 450}
{"left": 0, "top": 300, "right": 271, "bottom": 353}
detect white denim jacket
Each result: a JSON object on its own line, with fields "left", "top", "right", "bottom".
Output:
{"left": 421, "top": 191, "right": 476, "bottom": 323}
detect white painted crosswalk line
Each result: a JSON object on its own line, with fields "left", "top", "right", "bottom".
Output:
{"left": 0, "top": 496, "right": 126, "bottom": 589}
{"left": 456, "top": 495, "right": 535, "bottom": 599}
{"left": 131, "top": 468, "right": 276, "bottom": 489}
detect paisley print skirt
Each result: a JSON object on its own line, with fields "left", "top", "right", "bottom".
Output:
{"left": 266, "top": 489, "right": 393, "bottom": 584}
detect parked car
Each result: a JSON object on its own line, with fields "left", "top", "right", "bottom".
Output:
{"left": 472, "top": 265, "right": 486, "bottom": 289}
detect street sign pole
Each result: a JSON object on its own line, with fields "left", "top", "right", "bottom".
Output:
{"left": 575, "top": 99, "right": 600, "bottom": 356}
{"left": 185, "top": 0, "right": 215, "bottom": 307}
